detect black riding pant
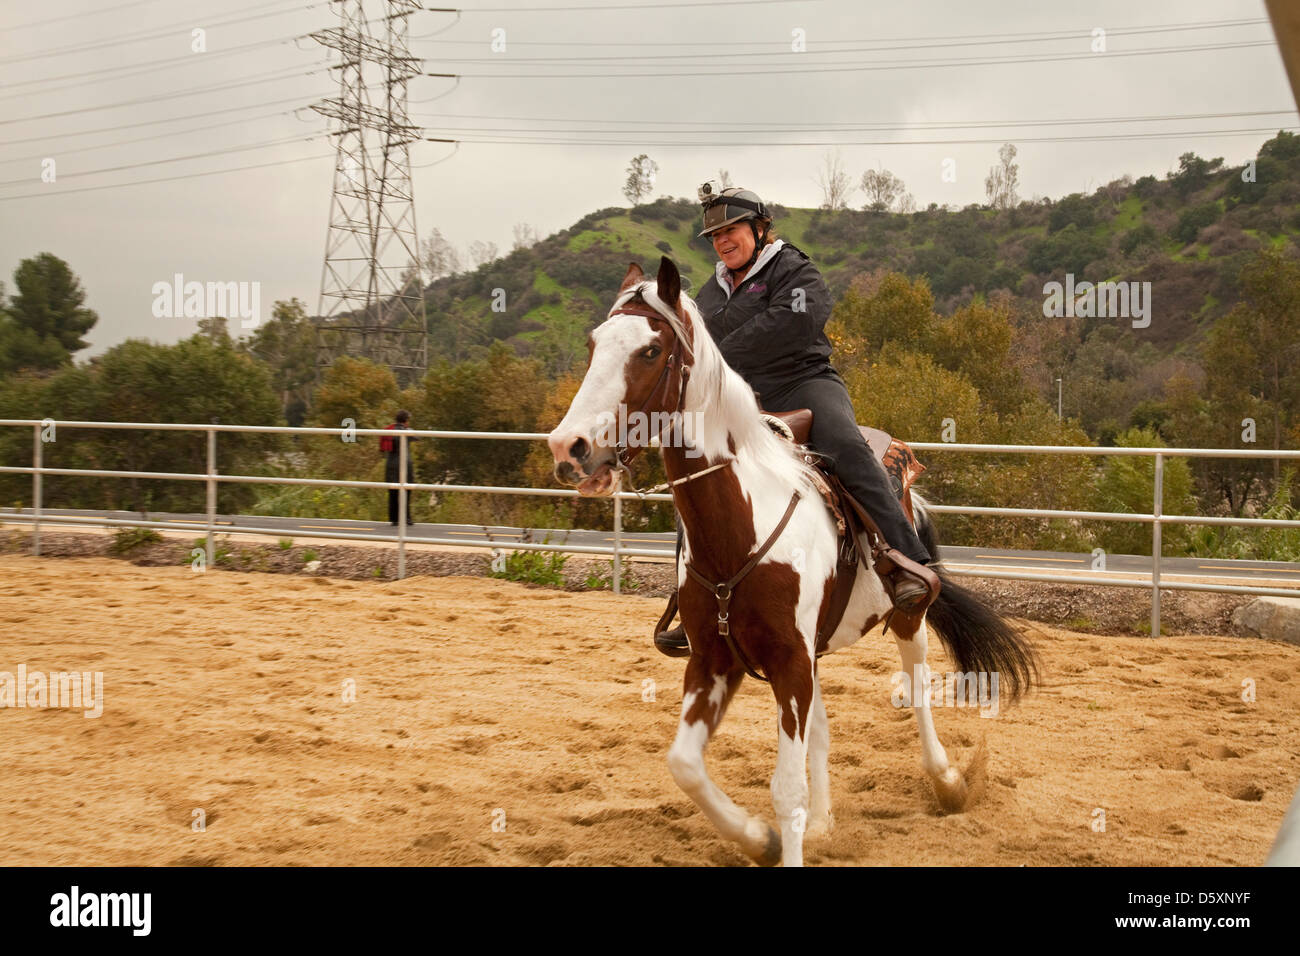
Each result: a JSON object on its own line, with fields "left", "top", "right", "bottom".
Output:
{"left": 671, "top": 370, "right": 930, "bottom": 570}
{"left": 760, "top": 370, "right": 930, "bottom": 564}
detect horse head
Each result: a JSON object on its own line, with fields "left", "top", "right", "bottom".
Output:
{"left": 548, "top": 256, "right": 694, "bottom": 497}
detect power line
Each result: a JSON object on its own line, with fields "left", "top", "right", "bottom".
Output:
{"left": 449, "top": 0, "right": 823, "bottom": 11}
{"left": 411, "top": 108, "right": 1298, "bottom": 132}
{"left": 0, "top": 131, "right": 327, "bottom": 188}
{"left": 412, "top": 15, "right": 1268, "bottom": 47}
{"left": 0, "top": 34, "right": 310, "bottom": 97}
{"left": 0, "top": 151, "right": 333, "bottom": 202}
{"left": 0, "top": 94, "right": 317, "bottom": 147}
{"left": 0, "top": 107, "right": 305, "bottom": 166}
{"left": 447, "top": 38, "right": 1275, "bottom": 78}
{"left": 435, "top": 125, "right": 1300, "bottom": 147}
{"left": 0, "top": 0, "right": 161, "bottom": 32}
{"left": 0, "top": 63, "right": 330, "bottom": 126}
{"left": 0, "top": 0, "right": 318, "bottom": 65}
{"left": 427, "top": 20, "right": 1273, "bottom": 62}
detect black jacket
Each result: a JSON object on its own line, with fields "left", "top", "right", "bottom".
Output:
{"left": 693, "top": 241, "right": 835, "bottom": 401}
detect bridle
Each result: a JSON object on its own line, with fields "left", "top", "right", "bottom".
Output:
{"left": 603, "top": 297, "right": 731, "bottom": 497}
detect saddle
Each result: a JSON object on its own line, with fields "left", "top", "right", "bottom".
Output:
{"left": 762, "top": 407, "right": 926, "bottom": 653}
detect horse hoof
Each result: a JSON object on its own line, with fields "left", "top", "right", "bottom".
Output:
{"left": 751, "top": 825, "right": 782, "bottom": 867}
{"left": 932, "top": 767, "right": 969, "bottom": 813}
{"left": 805, "top": 813, "right": 833, "bottom": 840}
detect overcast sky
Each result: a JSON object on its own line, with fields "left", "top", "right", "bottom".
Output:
{"left": 1, "top": 0, "right": 1295, "bottom": 356}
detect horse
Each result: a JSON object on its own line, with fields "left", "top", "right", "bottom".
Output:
{"left": 547, "top": 256, "right": 1038, "bottom": 867}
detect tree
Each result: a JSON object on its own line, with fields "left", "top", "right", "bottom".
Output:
{"left": 1093, "top": 427, "right": 1196, "bottom": 556}
{"left": 237, "top": 298, "right": 317, "bottom": 426}
{"left": 1203, "top": 249, "right": 1300, "bottom": 485}
{"left": 0, "top": 333, "right": 281, "bottom": 514}
{"left": 930, "top": 300, "right": 1033, "bottom": 417}
{"left": 1169, "top": 151, "right": 1224, "bottom": 200}
{"left": 816, "top": 150, "right": 854, "bottom": 210}
{"left": 511, "top": 223, "right": 539, "bottom": 251}
{"left": 467, "top": 240, "right": 499, "bottom": 269}
{"left": 829, "top": 271, "right": 937, "bottom": 362}
{"left": 623, "top": 154, "right": 658, "bottom": 205}
{"left": 423, "top": 227, "right": 462, "bottom": 280}
{"left": 860, "top": 165, "right": 905, "bottom": 212}
{"left": 984, "top": 143, "right": 1019, "bottom": 209}
{"left": 0, "top": 253, "right": 97, "bottom": 374}
{"left": 311, "top": 356, "right": 400, "bottom": 429}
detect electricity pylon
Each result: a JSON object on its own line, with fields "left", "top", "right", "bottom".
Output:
{"left": 313, "top": 0, "right": 427, "bottom": 387}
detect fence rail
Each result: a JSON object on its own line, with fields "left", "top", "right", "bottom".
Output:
{"left": 3, "top": 418, "right": 1298, "bottom": 637}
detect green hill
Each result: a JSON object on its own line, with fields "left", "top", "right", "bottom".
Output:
{"left": 418, "top": 131, "right": 1300, "bottom": 444}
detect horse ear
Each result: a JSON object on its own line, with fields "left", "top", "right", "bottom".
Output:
{"left": 655, "top": 256, "right": 680, "bottom": 308}
{"left": 618, "top": 262, "right": 644, "bottom": 294}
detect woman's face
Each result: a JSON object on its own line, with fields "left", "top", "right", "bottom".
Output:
{"left": 710, "top": 222, "right": 755, "bottom": 272}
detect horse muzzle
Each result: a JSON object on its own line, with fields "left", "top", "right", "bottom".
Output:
{"left": 548, "top": 429, "right": 620, "bottom": 497}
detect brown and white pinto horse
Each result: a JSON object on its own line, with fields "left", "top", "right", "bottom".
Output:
{"left": 548, "top": 257, "right": 1037, "bottom": 867}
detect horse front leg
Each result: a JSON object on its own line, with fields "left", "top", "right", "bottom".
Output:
{"left": 667, "top": 645, "right": 780, "bottom": 866}
{"left": 805, "top": 671, "right": 832, "bottom": 839}
{"left": 767, "top": 647, "right": 815, "bottom": 867}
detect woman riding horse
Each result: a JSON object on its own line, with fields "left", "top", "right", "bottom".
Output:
{"left": 655, "top": 182, "right": 939, "bottom": 656}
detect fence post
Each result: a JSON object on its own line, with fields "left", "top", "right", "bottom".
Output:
{"left": 613, "top": 492, "right": 622, "bottom": 596}
{"left": 397, "top": 432, "right": 407, "bottom": 580}
{"left": 32, "top": 423, "right": 42, "bottom": 556}
{"left": 1152, "top": 451, "right": 1163, "bottom": 638}
{"left": 206, "top": 427, "right": 217, "bottom": 568}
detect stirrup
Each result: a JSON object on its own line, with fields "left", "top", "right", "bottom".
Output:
{"left": 652, "top": 591, "right": 691, "bottom": 657}
{"left": 873, "top": 546, "right": 940, "bottom": 613}
{"left": 655, "top": 624, "right": 691, "bottom": 658}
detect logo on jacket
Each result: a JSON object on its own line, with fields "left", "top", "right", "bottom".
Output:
{"left": 744, "top": 282, "right": 767, "bottom": 294}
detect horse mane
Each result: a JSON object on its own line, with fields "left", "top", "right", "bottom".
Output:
{"left": 613, "top": 281, "right": 822, "bottom": 496}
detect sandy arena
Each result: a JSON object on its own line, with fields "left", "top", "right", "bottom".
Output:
{"left": 1, "top": 554, "right": 1297, "bottom": 866}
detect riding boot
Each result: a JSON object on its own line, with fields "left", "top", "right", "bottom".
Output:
{"left": 871, "top": 543, "right": 941, "bottom": 614}
{"left": 653, "top": 589, "right": 690, "bottom": 657}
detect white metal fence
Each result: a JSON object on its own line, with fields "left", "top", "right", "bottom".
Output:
{"left": 3, "top": 418, "right": 1299, "bottom": 637}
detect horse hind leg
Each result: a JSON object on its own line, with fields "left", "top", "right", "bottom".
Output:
{"left": 667, "top": 652, "right": 780, "bottom": 866}
{"left": 892, "top": 611, "right": 969, "bottom": 813}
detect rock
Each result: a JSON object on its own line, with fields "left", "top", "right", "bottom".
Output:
{"left": 303, "top": 560, "right": 322, "bottom": 574}
{"left": 1232, "top": 597, "right": 1300, "bottom": 645}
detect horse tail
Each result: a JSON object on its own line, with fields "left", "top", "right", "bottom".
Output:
{"left": 911, "top": 492, "right": 1039, "bottom": 703}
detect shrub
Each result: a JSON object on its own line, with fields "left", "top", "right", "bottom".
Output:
{"left": 110, "top": 526, "right": 162, "bottom": 555}
{"left": 1119, "top": 223, "right": 1158, "bottom": 256}
{"left": 490, "top": 546, "right": 568, "bottom": 587}
{"left": 1171, "top": 202, "right": 1219, "bottom": 244}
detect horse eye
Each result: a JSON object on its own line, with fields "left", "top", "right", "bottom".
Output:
{"left": 643, "top": 346, "right": 661, "bottom": 360}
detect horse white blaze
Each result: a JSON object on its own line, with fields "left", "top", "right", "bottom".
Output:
{"left": 546, "top": 318, "right": 657, "bottom": 474}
